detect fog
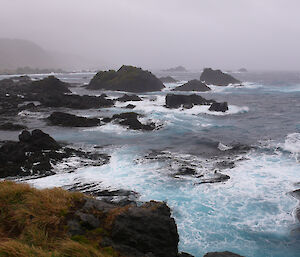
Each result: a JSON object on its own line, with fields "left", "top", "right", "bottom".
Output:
{"left": 1, "top": 0, "right": 300, "bottom": 70}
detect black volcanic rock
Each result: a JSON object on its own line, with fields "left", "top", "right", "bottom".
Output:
{"left": 200, "top": 68, "right": 240, "bottom": 86}
{"left": 159, "top": 76, "right": 178, "bottom": 83}
{"left": 204, "top": 251, "right": 244, "bottom": 257}
{"left": 209, "top": 102, "right": 229, "bottom": 112}
{"left": 173, "top": 80, "right": 211, "bottom": 92}
{"left": 87, "top": 65, "right": 165, "bottom": 93}
{"left": 110, "top": 201, "right": 179, "bottom": 257}
{"left": 116, "top": 94, "right": 142, "bottom": 102}
{"left": 166, "top": 94, "right": 215, "bottom": 108}
{"left": 0, "top": 130, "right": 109, "bottom": 178}
{"left": 29, "top": 75, "right": 71, "bottom": 95}
{"left": 41, "top": 94, "right": 114, "bottom": 109}
{"left": 110, "top": 112, "right": 156, "bottom": 131}
{"left": 0, "top": 122, "right": 27, "bottom": 131}
{"left": 47, "top": 112, "right": 100, "bottom": 127}
{"left": 125, "top": 104, "right": 136, "bottom": 109}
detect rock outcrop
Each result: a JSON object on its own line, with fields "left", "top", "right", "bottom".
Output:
{"left": 173, "top": 80, "right": 211, "bottom": 92}
{"left": 0, "top": 130, "right": 109, "bottom": 178}
{"left": 87, "top": 65, "right": 165, "bottom": 93}
{"left": 209, "top": 102, "right": 229, "bottom": 112}
{"left": 0, "top": 122, "right": 27, "bottom": 131}
{"left": 116, "top": 94, "right": 142, "bottom": 102}
{"left": 0, "top": 181, "right": 191, "bottom": 257}
{"left": 103, "top": 112, "right": 156, "bottom": 131}
{"left": 166, "top": 94, "right": 215, "bottom": 108}
{"left": 41, "top": 94, "right": 114, "bottom": 109}
{"left": 47, "top": 112, "right": 100, "bottom": 127}
{"left": 200, "top": 68, "right": 240, "bottom": 86}
{"left": 159, "top": 76, "right": 178, "bottom": 83}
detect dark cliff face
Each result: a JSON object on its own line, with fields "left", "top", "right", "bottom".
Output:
{"left": 200, "top": 68, "right": 240, "bottom": 86}
{"left": 87, "top": 65, "right": 165, "bottom": 93}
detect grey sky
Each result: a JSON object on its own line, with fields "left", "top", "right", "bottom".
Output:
{"left": 1, "top": 0, "right": 300, "bottom": 70}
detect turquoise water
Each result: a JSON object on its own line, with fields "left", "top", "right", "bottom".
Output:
{"left": 18, "top": 71, "right": 300, "bottom": 257}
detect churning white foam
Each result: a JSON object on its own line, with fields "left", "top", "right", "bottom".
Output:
{"left": 283, "top": 133, "right": 300, "bottom": 161}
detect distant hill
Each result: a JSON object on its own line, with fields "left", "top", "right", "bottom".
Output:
{"left": 162, "top": 66, "right": 187, "bottom": 72}
{"left": 0, "top": 38, "right": 91, "bottom": 71}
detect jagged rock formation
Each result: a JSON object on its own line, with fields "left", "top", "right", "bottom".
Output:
{"left": 47, "top": 112, "right": 100, "bottom": 127}
{"left": 87, "top": 65, "right": 165, "bottom": 93}
{"left": 173, "top": 80, "right": 211, "bottom": 92}
{"left": 200, "top": 68, "right": 240, "bottom": 86}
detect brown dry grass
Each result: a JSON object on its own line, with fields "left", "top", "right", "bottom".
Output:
{"left": 0, "top": 181, "right": 117, "bottom": 257}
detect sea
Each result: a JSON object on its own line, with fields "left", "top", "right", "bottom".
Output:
{"left": 0, "top": 70, "right": 300, "bottom": 257}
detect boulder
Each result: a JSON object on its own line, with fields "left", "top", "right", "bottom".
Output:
{"left": 209, "top": 102, "right": 229, "bottom": 112}
{"left": 110, "top": 112, "right": 156, "bottom": 131}
{"left": 204, "top": 251, "right": 244, "bottom": 257}
{"left": 0, "top": 130, "right": 109, "bottom": 178}
{"left": 200, "top": 68, "right": 240, "bottom": 86}
{"left": 173, "top": 80, "right": 211, "bottom": 92}
{"left": 238, "top": 68, "right": 248, "bottom": 72}
{"left": 110, "top": 201, "right": 179, "bottom": 257}
{"left": 159, "top": 76, "right": 178, "bottom": 83}
{"left": 87, "top": 65, "right": 165, "bottom": 93}
{"left": 29, "top": 76, "right": 71, "bottom": 95}
{"left": 125, "top": 104, "right": 136, "bottom": 109}
{"left": 166, "top": 94, "right": 214, "bottom": 108}
{"left": 0, "top": 130, "right": 61, "bottom": 177}
{"left": 47, "top": 112, "right": 100, "bottom": 127}
{"left": 116, "top": 94, "right": 142, "bottom": 102}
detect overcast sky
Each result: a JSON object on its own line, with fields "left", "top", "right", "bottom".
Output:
{"left": 1, "top": 0, "right": 300, "bottom": 70}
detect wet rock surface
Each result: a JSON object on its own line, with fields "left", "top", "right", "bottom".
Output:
{"left": 47, "top": 112, "right": 100, "bottom": 127}
{"left": 159, "top": 76, "right": 178, "bottom": 83}
{"left": 0, "top": 130, "right": 109, "bottom": 178}
{"left": 200, "top": 68, "right": 241, "bottom": 86}
{"left": 103, "top": 112, "right": 157, "bottom": 131}
{"left": 66, "top": 198, "right": 181, "bottom": 257}
{"left": 87, "top": 65, "right": 165, "bottom": 92}
{"left": 116, "top": 94, "right": 142, "bottom": 102}
{"left": 0, "top": 122, "right": 27, "bottom": 131}
{"left": 173, "top": 80, "right": 211, "bottom": 92}
{"left": 209, "top": 102, "right": 229, "bottom": 112}
{"left": 166, "top": 94, "right": 215, "bottom": 108}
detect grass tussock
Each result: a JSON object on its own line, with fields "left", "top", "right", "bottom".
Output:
{"left": 0, "top": 181, "right": 118, "bottom": 257}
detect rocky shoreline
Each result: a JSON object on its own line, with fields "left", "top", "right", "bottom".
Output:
{"left": 0, "top": 67, "right": 249, "bottom": 256}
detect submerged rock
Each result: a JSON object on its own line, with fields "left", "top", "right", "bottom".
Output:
{"left": 124, "top": 104, "right": 136, "bottom": 109}
{"left": 159, "top": 76, "right": 178, "bottom": 83}
{"left": 87, "top": 65, "right": 165, "bottom": 93}
{"left": 200, "top": 68, "right": 240, "bottom": 86}
{"left": 173, "top": 80, "right": 211, "bottom": 92}
{"left": 196, "top": 172, "right": 230, "bottom": 184}
{"left": 47, "top": 112, "right": 100, "bottom": 127}
{"left": 166, "top": 94, "right": 214, "bottom": 108}
{"left": 116, "top": 94, "right": 142, "bottom": 102}
{"left": 209, "top": 102, "right": 229, "bottom": 112}
{"left": 204, "top": 251, "right": 244, "bottom": 257}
